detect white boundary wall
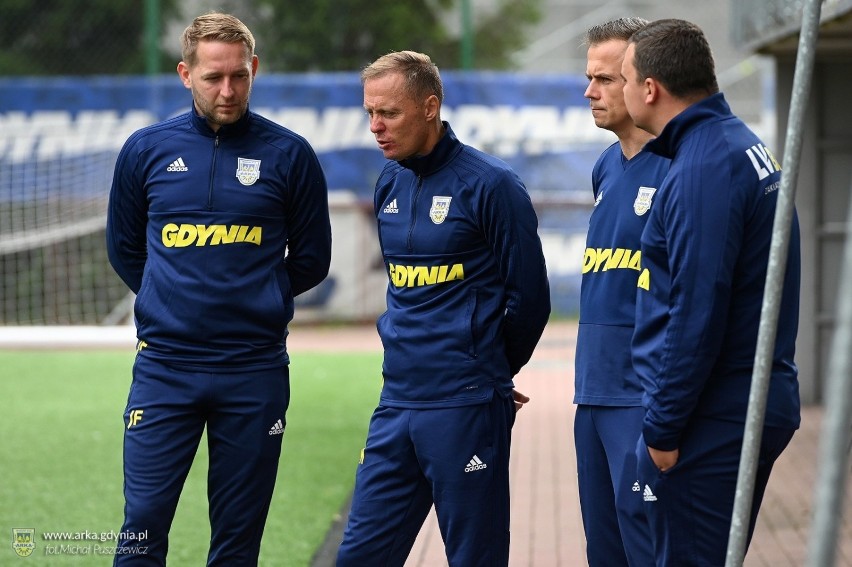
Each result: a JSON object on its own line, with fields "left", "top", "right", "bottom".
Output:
{"left": 0, "top": 325, "right": 137, "bottom": 350}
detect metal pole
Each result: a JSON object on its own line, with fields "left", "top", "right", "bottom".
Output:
{"left": 806, "top": 172, "right": 852, "bottom": 567}
{"left": 460, "top": 0, "right": 474, "bottom": 70}
{"left": 724, "top": 0, "right": 823, "bottom": 564}
{"left": 145, "top": 0, "right": 160, "bottom": 75}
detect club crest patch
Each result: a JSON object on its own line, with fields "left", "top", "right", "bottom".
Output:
{"left": 634, "top": 186, "right": 657, "bottom": 216}
{"left": 236, "top": 157, "right": 261, "bottom": 186}
{"left": 429, "top": 196, "right": 452, "bottom": 224}
{"left": 12, "top": 528, "right": 35, "bottom": 557}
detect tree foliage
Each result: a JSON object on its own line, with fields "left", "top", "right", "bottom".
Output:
{"left": 0, "top": 0, "right": 541, "bottom": 76}
{"left": 0, "top": 0, "right": 180, "bottom": 75}
{"left": 252, "top": 0, "right": 542, "bottom": 72}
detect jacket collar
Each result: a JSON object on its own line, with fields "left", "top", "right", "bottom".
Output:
{"left": 645, "top": 92, "right": 732, "bottom": 158}
{"left": 398, "top": 121, "right": 464, "bottom": 176}
{"left": 188, "top": 104, "right": 252, "bottom": 138}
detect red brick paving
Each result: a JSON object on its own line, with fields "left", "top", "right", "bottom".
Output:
{"left": 289, "top": 321, "right": 852, "bottom": 567}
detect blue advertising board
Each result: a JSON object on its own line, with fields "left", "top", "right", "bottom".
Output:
{"left": 0, "top": 72, "right": 611, "bottom": 197}
{"left": 0, "top": 73, "right": 610, "bottom": 316}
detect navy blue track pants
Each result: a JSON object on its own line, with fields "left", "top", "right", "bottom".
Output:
{"left": 336, "top": 393, "right": 515, "bottom": 567}
{"left": 637, "top": 417, "right": 794, "bottom": 566}
{"left": 574, "top": 405, "right": 655, "bottom": 567}
{"left": 113, "top": 355, "right": 290, "bottom": 566}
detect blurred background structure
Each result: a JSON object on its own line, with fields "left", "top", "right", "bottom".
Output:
{"left": 1, "top": 0, "right": 851, "bottom": 405}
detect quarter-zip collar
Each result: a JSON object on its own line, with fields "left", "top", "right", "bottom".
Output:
{"left": 398, "top": 121, "right": 464, "bottom": 177}
{"left": 644, "top": 92, "right": 731, "bottom": 159}
{"left": 188, "top": 104, "right": 253, "bottom": 138}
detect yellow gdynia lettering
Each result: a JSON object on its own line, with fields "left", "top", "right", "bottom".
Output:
{"left": 582, "top": 247, "right": 642, "bottom": 274}
{"left": 637, "top": 268, "right": 650, "bottom": 290}
{"left": 161, "top": 223, "right": 262, "bottom": 247}
{"left": 388, "top": 263, "right": 465, "bottom": 287}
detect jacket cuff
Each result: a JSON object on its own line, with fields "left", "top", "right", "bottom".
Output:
{"left": 642, "top": 419, "right": 681, "bottom": 451}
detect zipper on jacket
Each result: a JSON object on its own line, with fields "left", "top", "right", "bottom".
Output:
{"left": 468, "top": 288, "right": 479, "bottom": 359}
{"left": 406, "top": 175, "right": 424, "bottom": 253}
{"left": 207, "top": 136, "right": 219, "bottom": 210}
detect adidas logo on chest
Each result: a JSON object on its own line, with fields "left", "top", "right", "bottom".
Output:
{"left": 383, "top": 198, "right": 399, "bottom": 214}
{"left": 167, "top": 157, "right": 189, "bottom": 172}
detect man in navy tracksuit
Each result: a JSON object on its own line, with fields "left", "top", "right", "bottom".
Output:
{"left": 622, "top": 19, "right": 801, "bottom": 565}
{"left": 106, "top": 13, "right": 331, "bottom": 565}
{"left": 336, "top": 51, "right": 550, "bottom": 566}
{"left": 574, "top": 18, "right": 669, "bottom": 567}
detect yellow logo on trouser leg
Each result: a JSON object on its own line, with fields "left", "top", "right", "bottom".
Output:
{"left": 128, "top": 409, "right": 144, "bottom": 429}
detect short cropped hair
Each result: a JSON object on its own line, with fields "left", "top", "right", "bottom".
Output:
{"left": 584, "top": 17, "right": 649, "bottom": 46}
{"left": 181, "top": 12, "right": 255, "bottom": 67}
{"left": 629, "top": 18, "right": 719, "bottom": 98}
{"left": 361, "top": 51, "right": 444, "bottom": 105}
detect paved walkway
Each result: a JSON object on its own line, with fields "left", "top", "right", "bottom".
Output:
{"left": 295, "top": 321, "right": 852, "bottom": 566}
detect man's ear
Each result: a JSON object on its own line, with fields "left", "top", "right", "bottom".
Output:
{"left": 423, "top": 94, "right": 440, "bottom": 121}
{"left": 177, "top": 61, "right": 191, "bottom": 89}
{"left": 645, "top": 77, "right": 660, "bottom": 105}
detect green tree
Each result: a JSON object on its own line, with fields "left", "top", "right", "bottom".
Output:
{"left": 252, "top": 0, "right": 542, "bottom": 72}
{"left": 0, "top": 0, "right": 180, "bottom": 75}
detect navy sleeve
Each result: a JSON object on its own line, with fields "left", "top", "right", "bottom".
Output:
{"left": 106, "top": 136, "right": 148, "bottom": 294}
{"left": 483, "top": 170, "right": 551, "bottom": 376}
{"left": 640, "top": 143, "right": 742, "bottom": 449}
{"left": 282, "top": 141, "right": 332, "bottom": 297}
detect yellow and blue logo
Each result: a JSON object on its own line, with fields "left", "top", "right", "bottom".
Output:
{"left": 429, "top": 196, "right": 452, "bottom": 224}
{"left": 236, "top": 157, "right": 261, "bottom": 186}
{"left": 633, "top": 186, "right": 657, "bottom": 216}
{"left": 12, "top": 528, "right": 35, "bottom": 557}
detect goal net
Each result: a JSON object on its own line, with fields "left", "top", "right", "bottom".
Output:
{"left": 1, "top": 72, "right": 601, "bottom": 334}
{"left": 0, "top": 150, "right": 131, "bottom": 326}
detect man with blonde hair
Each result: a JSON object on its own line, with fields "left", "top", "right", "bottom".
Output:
{"left": 336, "top": 50, "right": 550, "bottom": 566}
{"left": 107, "top": 12, "right": 331, "bottom": 565}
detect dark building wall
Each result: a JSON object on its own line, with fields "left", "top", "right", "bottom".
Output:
{"left": 768, "top": 29, "right": 852, "bottom": 403}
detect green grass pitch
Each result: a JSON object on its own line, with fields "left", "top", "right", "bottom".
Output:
{"left": 0, "top": 349, "right": 382, "bottom": 566}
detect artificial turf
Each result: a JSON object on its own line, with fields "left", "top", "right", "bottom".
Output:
{"left": 0, "top": 349, "right": 381, "bottom": 566}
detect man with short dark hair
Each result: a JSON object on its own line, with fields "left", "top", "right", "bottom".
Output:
{"left": 573, "top": 17, "right": 668, "bottom": 567}
{"left": 621, "top": 18, "right": 801, "bottom": 565}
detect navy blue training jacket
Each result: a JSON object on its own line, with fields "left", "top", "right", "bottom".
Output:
{"left": 632, "top": 93, "right": 801, "bottom": 451}
{"left": 574, "top": 142, "right": 670, "bottom": 406}
{"left": 106, "top": 107, "right": 332, "bottom": 370}
{"left": 374, "top": 123, "right": 551, "bottom": 408}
